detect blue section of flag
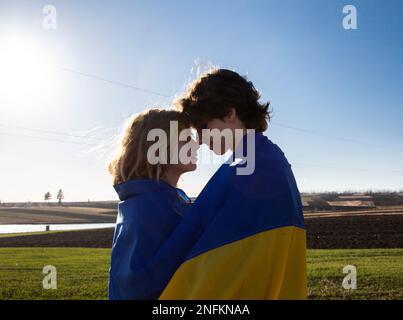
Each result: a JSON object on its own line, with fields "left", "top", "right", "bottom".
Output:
{"left": 108, "top": 179, "right": 189, "bottom": 300}
{"left": 108, "top": 132, "right": 304, "bottom": 300}
{"left": 186, "top": 132, "right": 305, "bottom": 260}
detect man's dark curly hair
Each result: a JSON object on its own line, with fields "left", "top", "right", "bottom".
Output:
{"left": 178, "top": 69, "right": 270, "bottom": 132}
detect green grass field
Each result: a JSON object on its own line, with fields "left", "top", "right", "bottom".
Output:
{"left": 0, "top": 248, "right": 401, "bottom": 300}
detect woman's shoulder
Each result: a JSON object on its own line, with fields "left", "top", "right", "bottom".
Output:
{"left": 115, "top": 180, "right": 189, "bottom": 224}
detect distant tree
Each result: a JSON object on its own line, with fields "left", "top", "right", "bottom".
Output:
{"left": 44, "top": 192, "right": 52, "bottom": 205}
{"left": 57, "top": 189, "right": 64, "bottom": 205}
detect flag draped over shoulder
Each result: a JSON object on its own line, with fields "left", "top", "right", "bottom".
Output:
{"left": 109, "top": 132, "right": 307, "bottom": 299}
{"left": 129, "top": 132, "right": 307, "bottom": 300}
{"left": 158, "top": 132, "right": 307, "bottom": 299}
{"left": 108, "top": 179, "right": 189, "bottom": 300}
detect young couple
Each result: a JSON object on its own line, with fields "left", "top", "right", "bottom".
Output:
{"left": 108, "top": 69, "right": 307, "bottom": 300}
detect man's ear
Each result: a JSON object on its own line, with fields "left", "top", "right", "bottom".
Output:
{"left": 224, "top": 107, "right": 237, "bottom": 123}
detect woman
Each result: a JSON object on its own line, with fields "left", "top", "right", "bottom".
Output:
{"left": 107, "top": 108, "right": 198, "bottom": 300}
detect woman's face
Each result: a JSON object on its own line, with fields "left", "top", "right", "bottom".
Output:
{"left": 166, "top": 135, "right": 199, "bottom": 175}
{"left": 176, "top": 137, "right": 199, "bottom": 172}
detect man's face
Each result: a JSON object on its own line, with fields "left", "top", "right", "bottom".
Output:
{"left": 198, "top": 118, "right": 234, "bottom": 155}
{"left": 196, "top": 108, "right": 245, "bottom": 155}
{"left": 205, "top": 118, "right": 229, "bottom": 132}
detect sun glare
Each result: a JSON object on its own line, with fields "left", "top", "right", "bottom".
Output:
{"left": 0, "top": 33, "right": 58, "bottom": 102}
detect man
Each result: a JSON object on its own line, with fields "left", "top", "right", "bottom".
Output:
{"left": 158, "top": 69, "right": 307, "bottom": 299}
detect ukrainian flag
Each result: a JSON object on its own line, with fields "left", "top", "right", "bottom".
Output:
{"left": 158, "top": 132, "right": 307, "bottom": 299}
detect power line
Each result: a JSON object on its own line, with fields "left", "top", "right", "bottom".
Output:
{"left": 1, "top": 131, "right": 402, "bottom": 174}
{"left": 0, "top": 132, "right": 97, "bottom": 146}
{"left": 3, "top": 64, "right": 402, "bottom": 155}
{"left": 271, "top": 121, "right": 403, "bottom": 153}
{"left": 293, "top": 162, "right": 403, "bottom": 174}
{"left": 4, "top": 120, "right": 401, "bottom": 153}
{"left": 52, "top": 66, "right": 403, "bottom": 153}
{"left": 57, "top": 66, "right": 171, "bottom": 98}
{"left": 55, "top": 67, "right": 403, "bottom": 154}
{"left": 0, "top": 124, "right": 104, "bottom": 141}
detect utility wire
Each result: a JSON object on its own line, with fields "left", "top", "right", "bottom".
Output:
{"left": 0, "top": 124, "right": 104, "bottom": 141}
{"left": 1, "top": 130, "right": 402, "bottom": 175}
{"left": 271, "top": 121, "right": 403, "bottom": 153}
{"left": 4, "top": 120, "right": 403, "bottom": 153}
{"left": 0, "top": 132, "right": 97, "bottom": 146}
{"left": 57, "top": 66, "right": 171, "bottom": 98}
{"left": 2, "top": 66, "right": 402, "bottom": 159}
{"left": 293, "top": 162, "right": 403, "bottom": 174}
{"left": 53, "top": 66, "right": 403, "bottom": 153}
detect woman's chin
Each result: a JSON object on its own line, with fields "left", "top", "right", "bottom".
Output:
{"left": 183, "top": 163, "right": 197, "bottom": 172}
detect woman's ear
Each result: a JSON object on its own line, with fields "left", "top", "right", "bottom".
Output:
{"left": 224, "top": 107, "right": 237, "bottom": 123}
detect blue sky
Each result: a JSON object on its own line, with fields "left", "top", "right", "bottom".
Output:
{"left": 0, "top": 0, "right": 402, "bottom": 202}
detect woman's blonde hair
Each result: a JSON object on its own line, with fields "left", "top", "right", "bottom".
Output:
{"left": 108, "top": 109, "right": 190, "bottom": 185}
